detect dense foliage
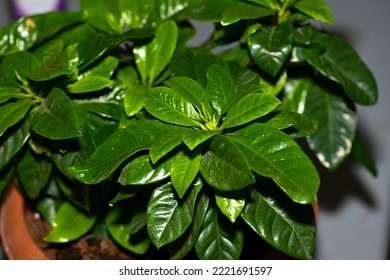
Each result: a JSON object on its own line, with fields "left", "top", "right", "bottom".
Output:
{"left": 0, "top": 0, "right": 377, "bottom": 259}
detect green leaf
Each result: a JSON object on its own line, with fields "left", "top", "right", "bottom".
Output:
{"left": 124, "top": 85, "right": 147, "bottom": 117}
{"left": 28, "top": 44, "right": 79, "bottom": 81}
{"left": 170, "top": 50, "right": 218, "bottom": 89}
{"left": 30, "top": 88, "right": 81, "bottom": 139}
{"left": 44, "top": 201, "right": 98, "bottom": 243}
{"left": 241, "top": 186, "right": 316, "bottom": 260}
{"left": 265, "top": 110, "right": 319, "bottom": 138}
{"left": 105, "top": 201, "right": 150, "bottom": 255}
{"left": 293, "top": 0, "right": 334, "bottom": 24}
{"left": 303, "top": 81, "right": 358, "bottom": 170}
{"left": 147, "top": 182, "right": 202, "bottom": 248}
{"left": 75, "top": 25, "right": 152, "bottom": 70}
{"left": 67, "top": 76, "right": 113, "bottom": 93}
{"left": 248, "top": 0, "right": 279, "bottom": 9}
{"left": 281, "top": 78, "right": 311, "bottom": 113}
{"left": 0, "top": 51, "right": 40, "bottom": 86}
{"left": 0, "top": 120, "right": 30, "bottom": 170}
{"left": 16, "top": 148, "right": 52, "bottom": 200}
{"left": 77, "top": 100, "right": 122, "bottom": 121}
{"left": 164, "top": 77, "right": 213, "bottom": 117}
{"left": 248, "top": 21, "right": 293, "bottom": 76}
{"left": 182, "top": 130, "right": 218, "bottom": 150}
{"left": 0, "top": 11, "right": 84, "bottom": 56}
{"left": 35, "top": 196, "right": 62, "bottom": 225}
{"left": 195, "top": 202, "right": 243, "bottom": 260}
{"left": 215, "top": 190, "right": 245, "bottom": 223}
{"left": 0, "top": 99, "right": 33, "bottom": 137}
{"left": 0, "top": 166, "right": 14, "bottom": 194}
{"left": 171, "top": 151, "right": 202, "bottom": 198}
{"left": 200, "top": 135, "right": 255, "bottom": 192}
{"left": 0, "top": 86, "right": 28, "bottom": 104}
{"left": 69, "top": 119, "right": 171, "bottom": 184}
{"left": 81, "top": 56, "right": 119, "bottom": 78}
{"left": 293, "top": 25, "right": 313, "bottom": 45}
{"left": 149, "top": 131, "right": 187, "bottom": 164}
{"left": 168, "top": 191, "right": 209, "bottom": 260}
{"left": 118, "top": 154, "right": 173, "bottom": 185}
{"left": 308, "top": 32, "right": 378, "bottom": 105}
{"left": 145, "top": 86, "right": 201, "bottom": 127}
{"left": 134, "top": 20, "right": 178, "bottom": 85}
{"left": 222, "top": 2, "right": 276, "bottom": 25}
{"left": 206, "top": 61, "right": 236, "bottom": 116}
{"left": 229, "top": 123, "right": 319, "bottom": 204}
{"left": 221, "top": 93, "right": 281, "bottom": 129}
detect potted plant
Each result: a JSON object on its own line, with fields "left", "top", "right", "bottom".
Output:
{"left": 0, "top": 0, "right": 378, "bottom": 260}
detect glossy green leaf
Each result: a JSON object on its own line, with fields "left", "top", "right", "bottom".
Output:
{"left": 28, "top": 44, "right": 79, "bottom": 81}
{"left": 0, "top": 120, "right": 30, "bottom": 170}
{"left": 118, "top": 154, "right": 173, "bottom": 186}
{"left": 248, "top": 21, "right": 293, "bottom": 76}
{"left": 44, "top": 201, "right": 98, "bottom": 243}
{"left": 228, "top": 61, "right": 263, "bottom": 96}
{"left": 308, "top": 32, "right": 378, "bottom": 105}
{"left": 30, "top": 88, "right": 81, "bottom": 139}
{"left": 77, "top": 100, "right": 122, "bottom": 121}
{"left": 182, "top": 130, "right": 218, "bottom": 150}
{"left": 248, "top": 0, "right": 279, "bottom": 9}
{"left": 200, "top": 135, "right": 255, "bottom": 191}
{"left": 174, "top": 0, "right": 230, "bottom": 21}
{"left": 265, "top": 110, "right": 319, "bottom": 138}
{"left": 0, "top": 51, "right": 40, "bottom": 86}
{"left": 222, "top": 2, "right": 276, "bottom": 25}
{"left": 164, "top": 77, "right": 213, "bottom": 116}
{"left": 221, "top": 93, "right": 281, "bottom": 129}
{"left": 229, "top": 123, "right": 319, "bottom": 203}
{"left": 0, "top": 99, "right": 33, "bottom": 137}
{"left": 171, "top": 151, "right": 202, "bottom": 198}
{"left": 293, "top": 25, "right": 313, "bottom": 45}
{"left": 169, "top": 191, "right": 209, "bottom": 260}
{"left": 134, "top": 20, "right": 178, "bottom": 85}
{"left": 124, "top": 85, "right": 147, "bottom": 117}
{"left": 81, "top": 56, "right": 119, "bottom": 78}
{"left": 281, "top": 78, "right": 311, "bottom": 113}
{"left": 195, "top": 202, "right": 243, "bottom": 260}
{"left": 0, "top": 166, "right": 14, "bottom": 194}
{"left": 303, "top": 81, "right": 357, "bottom": 170}
{"left": 145, "top": 86, "right": 201, "bottom": 127}
{"left": 149, "top": 131, "right": 187, "bottom": 164}
{"left": 206, "top": 61, "right": 236, "bottom": 116}
{"left": 105, "top": 201, "right": 150, "bottom": 255}
{"left": 170, "top": 51, "right": 218, "bottom": 89}
{"left": 0, "top": 11, "right": 84, "bottom": 57}
{"left": 293, "top": 0, "right": 333, "bottom": 24}
{"left": 35, "top": 196, "right": 62, "bottom": 225}
{"left": 215, "top": 190, "right": 245, "bottom": 223}
{"left": 16, "top": 148, "right": 52, "bottom": 200}
{"left": 76, "top": 25, "right": 152, "bottom": 70}
{"left": 241, "top": 186, "right": 316, "bottom": 259}
{"left": 67, "top": 76, "right": 113, "bottom": 93}
{"left": 147, "top": 182, "right": 202, "bottom": 248}
{"left": 0, "top": 89, "right": 29, "bottom": 104}
{"left": 68, "top": 119, "right": 172, "bottom": 184}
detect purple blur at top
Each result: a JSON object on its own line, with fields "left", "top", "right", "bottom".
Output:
{"left": 11, "top": 0, "right": 65, "bottom": 18}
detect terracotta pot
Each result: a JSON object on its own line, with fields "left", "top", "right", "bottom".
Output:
{"left": 0, "top": 184, "right": 48, "bottom": 260}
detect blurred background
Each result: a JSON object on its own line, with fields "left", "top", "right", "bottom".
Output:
{"left": 0, "top": 0, "right": 389, "bottom": 260}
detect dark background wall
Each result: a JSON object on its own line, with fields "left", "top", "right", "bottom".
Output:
{"left": 1, "top": 0, "right": 389, "bottom": 259}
